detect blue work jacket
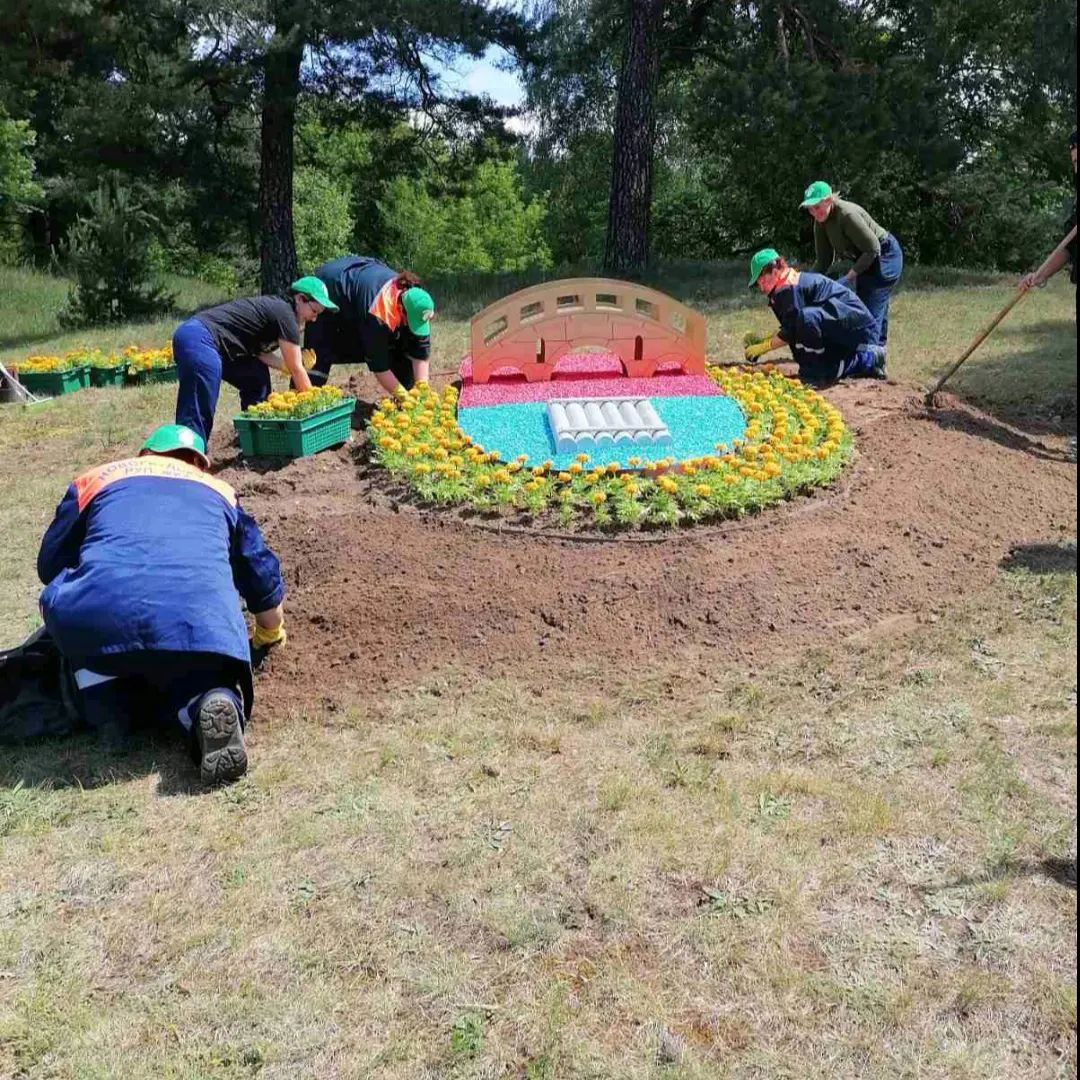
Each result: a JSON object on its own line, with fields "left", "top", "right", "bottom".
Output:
{"left": 37, "top": 456, "right": 284, "bottom": 669}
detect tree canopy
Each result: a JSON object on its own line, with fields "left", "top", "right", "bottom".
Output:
{"left": 0, "top": 0, "right": 1074, "bottom": 308}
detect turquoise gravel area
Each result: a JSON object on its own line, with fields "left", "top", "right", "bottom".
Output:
{"left": 457, "top": 394, "right": 747, "bottom": 470}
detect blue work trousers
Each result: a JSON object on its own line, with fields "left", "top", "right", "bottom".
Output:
{"left": 854, "top": 233, "right": 903, "bottom": 347}
{"left": 173, "top": 319, "right": 271, "bottom": 442}
{"left": 795, "top": 344, "right": 883, "bottom": 385}
{"left": 76, "top": 653, "right": 244, "bottom": 743}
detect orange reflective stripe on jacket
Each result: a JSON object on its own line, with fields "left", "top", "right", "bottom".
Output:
{"left": 73, "top": 457, "right": 237, "bottom": 513}
{"left": 368, "top": 279, "right": 404, "bottom": 332}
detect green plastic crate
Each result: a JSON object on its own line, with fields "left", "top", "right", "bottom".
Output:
{"left": 15, "top": 365, "right": 88, "bottom": 397}
{"left": 233, "top": 398, "right": 356, "bottom": 459}
{"left": 133, "top": 365, "right": 178, "bottom": 385}
{"left": 89, "top": 364, "right": 128, "bottom": 388}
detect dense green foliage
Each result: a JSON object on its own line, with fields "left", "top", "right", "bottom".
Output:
{"left": 0, "top": 107, "right": 42, "bottom": 260}
{"left": 0, "top": 0, "right": 1074, "bottom": 313}
{"left": 527, "top": 0, "right": 1077, "bottom": 271}
{"left": 60, "top": 182, "right": 174, "bottom": 326}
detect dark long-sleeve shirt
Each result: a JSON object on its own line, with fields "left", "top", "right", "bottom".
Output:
{"left": 812, "top": 199, "right": 889, "bottom": 276}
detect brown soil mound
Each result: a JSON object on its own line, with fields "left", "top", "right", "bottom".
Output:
{"left": 212, "top": 380, "right": 1077, "bottom": 717}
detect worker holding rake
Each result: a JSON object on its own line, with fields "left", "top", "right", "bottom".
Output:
{"left": 36, "top": 424, "right": 288, "bottom": 784}
{"left": 801, "top": 181, "right": 903, "bottom": 351}
{"left": 1020, "top": 130, "right": 1077, "bottom": 295}
{"left": 304, "top": 255, "right": 435, "bottom": 395}
{"left": 744, "top": 247, "right": 887, "bottom": 384}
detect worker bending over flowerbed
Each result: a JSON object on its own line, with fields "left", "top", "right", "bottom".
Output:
{"left": 36, "top": 424, "right": 288, "bottom": 783}
{"left": 744, "top": 247, "right": 888, "bottom": 384}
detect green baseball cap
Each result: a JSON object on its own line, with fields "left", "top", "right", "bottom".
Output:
{"left": 402, "top": 286, "right": 435, "bottom": 337}
{"left": 799, "top": 180, "right": 834, "bottom": 208}
{"left": 290, "top": 275, "right": 339, "bottom": 312}
{"left": 140, "top": 424, "right": 210, "bottom": 468}
{"left": 748, "top": 247, "right": 782, "bottom": 288}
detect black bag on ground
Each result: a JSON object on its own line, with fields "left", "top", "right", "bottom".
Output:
{"left": 0, "top": 628, "right": 81, "bottom": 743}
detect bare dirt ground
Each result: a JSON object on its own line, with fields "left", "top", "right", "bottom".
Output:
{"left": 210, "top": 378, "right": 1078, "bottom": 718}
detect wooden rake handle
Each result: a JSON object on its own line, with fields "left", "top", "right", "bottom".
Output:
{"left": 926, "top": 225, "right": 1078, "bottom": 401}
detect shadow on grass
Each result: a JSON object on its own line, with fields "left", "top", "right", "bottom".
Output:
{"left": 0, "top": 730, "right": 210, "bottom": 797}
{"left": 929, "top": 858, "right": 1077, "bottom": 891}
{"left": 924, "top": 329, "right": 1077, "bottom": 433}
{"left": 1002, "top": 542, "right": 1077, "bottom": 575}
{"left": 0, "top": 329, "right": 80, "bottom": 353}
{"left": 918, "top": 405, "right": 1075, "bottom": 461}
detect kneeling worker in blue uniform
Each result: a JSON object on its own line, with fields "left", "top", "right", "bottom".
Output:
{"left": 36, "top": 424, "right": 287, "bottom": 783}
{"left": 744, "top": 247, "right": 887, "bottom": 383}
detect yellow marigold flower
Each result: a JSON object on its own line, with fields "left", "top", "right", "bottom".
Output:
{"left": 694, "top": 484, "right": 712, "bottom": 498}
{"left": 569, "top": 463, "right": 584, "bottom": 475}
{"left": 590, "top": 491, "right": 607, "bottom": 505}
{"left": 658, "top": 477, "right": 678, "bottom": 494}
{"left": 557, "top": 471, "right": 572, "bottom": 483}
{"left": 575, "top": 453, "right": 590, "bottom": 464}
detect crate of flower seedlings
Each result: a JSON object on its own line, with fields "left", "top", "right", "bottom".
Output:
{"left": 12, "top": 355, "right": 89, "bottom": 397}
{"left": 83, "top": 349, "right": 129, "bottom": 388}
{"left": 126, "top": 346, "right": 178, "bottom": 385}
{"left": 234, "top": 386, "right": 356, "bottom": 458}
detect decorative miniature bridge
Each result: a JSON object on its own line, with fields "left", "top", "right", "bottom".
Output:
{"left": 468, "top": 278, "right": 707, "bottom": 385}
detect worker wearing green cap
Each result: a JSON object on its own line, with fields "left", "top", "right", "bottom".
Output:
{"left": 36, "top": 424, "right": 288, "bottom": 783}
{"left": 172, "top": 276, "right": 337, "bottom": 442}
{"left": 800, "top": 181, "right": 903, "bottom": 350}
{"left": 744, "top": 247, "right": 887, "bottom": 384}
{"left": 303, "top": 256, "right": 435, "bottom": 395}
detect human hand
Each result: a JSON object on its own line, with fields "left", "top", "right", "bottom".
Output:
{"left": 1019, "top": 272, "right": 1040, "bottom": 293}
{"left": 744, "top": 339, "right": 773, "bottom": 364}
{"left": 301, "top": 348, "right": 317, "bottom": 371}
{"left": 251, "top": 621, "right": 286, "bottom": 649}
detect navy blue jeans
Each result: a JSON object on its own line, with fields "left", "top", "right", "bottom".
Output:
{"left": 854, "top": 233, "right": 903, "bottom": 347}
{"left": 173, "top": 319, "right": 271, "bottom": 442}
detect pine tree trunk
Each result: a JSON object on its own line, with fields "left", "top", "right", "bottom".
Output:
{"left": 258, "top": 11, "right": 305, "bottom": 294}
{"left": 603, "top": 0, "right": 663, "bottom": 278}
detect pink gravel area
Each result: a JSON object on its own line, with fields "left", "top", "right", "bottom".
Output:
{"left": 458, "top": 352, "right": 721, "bottom": 409}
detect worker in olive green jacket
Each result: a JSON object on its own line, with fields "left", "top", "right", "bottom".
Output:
{"left": 801, "top": 181, "right": 903, "bottom": 350}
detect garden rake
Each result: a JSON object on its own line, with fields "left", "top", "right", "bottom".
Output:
{"left": 924, "top": 225, "right": 1077, "bottom": 407}
{"left": 0, "top": 361, "right": 46, "bottom": 406}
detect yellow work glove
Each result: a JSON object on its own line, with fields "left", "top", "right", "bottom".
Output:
{"left": 742, "top": 329, "right": 771, "bottom": 349}
{"left": 252, "top": 622, "right": 287, "bottom": 649}
{"left": 744, "top": 338, "right": 773, "bottom": 364}
{"left": 301, "top": 348, "right": 317, "bottom": 371}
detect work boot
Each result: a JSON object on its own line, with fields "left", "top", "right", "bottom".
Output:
{"left": 194, "top": 690, "right": 247, "bottom": 784}
{"left": 868, "top": 345, "right": 888, "bottom": 380}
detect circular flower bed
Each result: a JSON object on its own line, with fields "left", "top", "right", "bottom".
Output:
{"left": 370, "top": 365, "right": 853, "bottom": 528}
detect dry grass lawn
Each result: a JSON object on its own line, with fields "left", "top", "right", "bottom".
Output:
{"left": 0, "top": 263, "right": 1075, "bottom": 1078}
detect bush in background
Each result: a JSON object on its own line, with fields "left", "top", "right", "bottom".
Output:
{"left": 0, "top": 108, "right": 43, "bottom": 263}
{"left": 60, "top": 181, "right": 174, "bottom": 326}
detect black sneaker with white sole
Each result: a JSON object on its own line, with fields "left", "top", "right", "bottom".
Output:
{"left": 195, "top": 690, "right": 247, "bottom": 784}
